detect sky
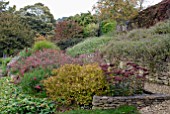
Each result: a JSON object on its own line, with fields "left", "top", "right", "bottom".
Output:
{"left": 8, "top": 0, "right": 162, "bottom": 19}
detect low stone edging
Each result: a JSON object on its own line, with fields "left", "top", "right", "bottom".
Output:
{"left": 92, "top": 93, "right": 170, "bottom": 110}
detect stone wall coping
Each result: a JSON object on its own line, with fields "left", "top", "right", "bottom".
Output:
{"left": 94, "top": 93, "right": 170, "bottom": 100}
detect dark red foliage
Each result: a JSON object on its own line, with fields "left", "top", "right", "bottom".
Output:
{"left": 54, "top": 20, "right": 83, "bottom": 42}
{"left": 100, "top": 61, "right": 149, "bottom": 96}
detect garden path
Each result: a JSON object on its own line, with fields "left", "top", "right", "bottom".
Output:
{"left": 140, "top": 82, "right": 170, "bottom": 114}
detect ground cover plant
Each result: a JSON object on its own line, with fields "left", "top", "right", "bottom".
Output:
{"left": 0, "top": 77, "right": 56, "bottom": 114}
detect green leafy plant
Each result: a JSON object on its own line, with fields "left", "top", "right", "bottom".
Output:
{"left": 0, "top": 57, "right": 11, "bottom": 76}
{"left": 83, "top": 23, "right": 99, "bottom": 37}
{"left": 0, "top": 77, "right": 56, "bottom": 114}
{"left": 19, "top": 48, "right": 33, "bottom": 58}
{"left": 101, "top": 20, "right": 117, "bottom": 34}
{"left": 20, "top": 68, "right": 51, "bottom": 97}
{"left": 43, "top": 64, "right": 109, "bottom": 106}
{"left": 33, "top": 40, "right": 59, "bottom": 51}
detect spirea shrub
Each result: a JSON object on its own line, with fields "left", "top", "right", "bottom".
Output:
{"left": 43, "top": 64, "right": 109, "bottom": 106}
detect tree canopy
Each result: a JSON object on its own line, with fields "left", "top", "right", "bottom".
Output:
{"left": 0, "top": 0, "right": 15, "bottom": 13}
{"left": 0, "top": 12, "right": 35, "bottom": 56}
{"left": 93, "top": 0, "right": 144, "bottom": 22}
{"left": 16, "top": 3, "right": 56, "bottom": 37}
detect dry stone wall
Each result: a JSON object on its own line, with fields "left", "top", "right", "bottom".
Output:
{"left": 92, "top": 94, "right": 170, "bottom": 110}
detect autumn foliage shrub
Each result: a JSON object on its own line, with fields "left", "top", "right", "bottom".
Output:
{"left": 54, "top": 20, "right": 83, "bottom": 42}
{"left": 100, "top": 61, "right": 148, "bottom": 96}
{"left": 43, "top": 64, "right": 109, "bottom": 106}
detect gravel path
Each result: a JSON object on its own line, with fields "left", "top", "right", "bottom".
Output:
{"left": 139, "top": 82, "right": 170, "bottom": 114}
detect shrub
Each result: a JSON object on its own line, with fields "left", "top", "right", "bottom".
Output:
{"left": 43, "top": 64, "right": 109, "bottom": 106}
{"left": 101, "top": 20, "right": 117, "bottom": 34}
{"left": 19, "top": 48, "right": 33, "bottom": 58}
{"left": 0, "top": 57, "right": 12, "bottom": 76}
{"left": 57, "top": 38, "right": 84, "bottom": 50}
{"left": 66, "top": 36, "right": 113, "bottom": 57}
{"left": 0, "top": 12, "right": 35, "bottom": 57}
{"left": 121, "top": 28, "right": 154, "bottom": 41}
{"left": 20, "top": 68, "right": 51, "bottom": 97}
{"left": 10, "top": 49, "right": 105, "bottom": 76}
{"left": 10, "top": 49, "right": 76, "bottom": 75}
{"left": 0, "top": 77, "right": 56, "bottom": 113}
{"left": 83, "top": 23, "right": 99, "bottom": 37}
{"left": 101, "top": 62, "right": 148, "bottom": 96}
{"left": 54, "top": 20, "right": 83, "bottom": 42}
{"left": 150, "top": 19, "right": 170, "bottom": 34}
{"left": 33, "top": 40, "right": 59, "bottom": 51}
{"left": 102, "top": 34, "right": 170, "bottom": 72}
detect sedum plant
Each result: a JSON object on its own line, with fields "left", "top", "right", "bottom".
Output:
{"left": 100, "top": 61, "right": 148, "bottom": 96}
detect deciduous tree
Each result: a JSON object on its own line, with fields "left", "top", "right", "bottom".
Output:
{"left": 93, "top": 0, "right": 145, "bottom": 23}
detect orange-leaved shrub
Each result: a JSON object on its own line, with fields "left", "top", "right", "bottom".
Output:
{"left": 43, "top": 64, "right": 109, "bottom": 105}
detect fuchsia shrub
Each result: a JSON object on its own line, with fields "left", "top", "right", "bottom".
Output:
{"left": 100, "top": 62, "right": 149, "bottom": 96}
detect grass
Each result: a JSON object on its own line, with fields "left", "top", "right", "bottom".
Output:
{"left": 60, "top": 105, "right": 139, "bottom": 114}
{"left": 66, "top": 35, "right": 114, "bottom": 57}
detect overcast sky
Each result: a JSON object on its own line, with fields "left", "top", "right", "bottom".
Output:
{"left": 8, "top": 0, "right": 162, "bottom": 19}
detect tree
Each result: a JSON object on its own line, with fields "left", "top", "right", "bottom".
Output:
{"left": 93, "top": 0, "right": 144, "bottom": 23}
{"left": 0, "top": 12, "right": 35, "bottom": 56}
{"left": 67, "top": 12, "right": 98, "bottom": 27}
{"left": 54, "top": 20, "right": 83, "bottom": 42}
{"left": 0, "top": 0, "right": 15, "bottom": 13}
{"left": 16, "top": 3, "right": 55, "bottom": 37}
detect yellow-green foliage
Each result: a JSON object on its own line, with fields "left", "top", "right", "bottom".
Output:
{"left": 43, "top": 64, "right": 109, "bottom": 105}
{"left": 33, "top": 40, "right": 60, "bottom": 51}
